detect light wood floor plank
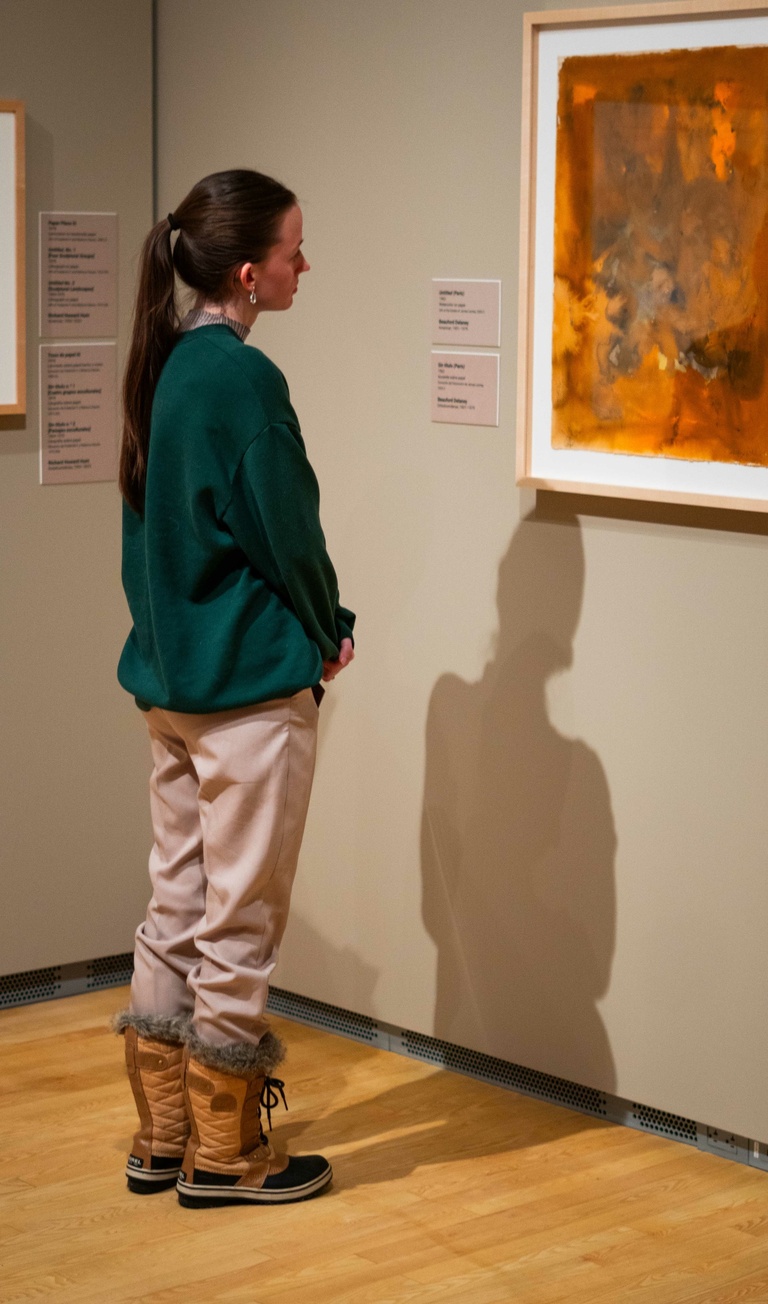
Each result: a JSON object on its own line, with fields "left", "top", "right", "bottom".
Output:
{"left": 3, "top": 987, "right": 768, "bottom": 1304}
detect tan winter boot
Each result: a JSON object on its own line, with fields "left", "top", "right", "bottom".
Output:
{"left": 114, "top": 1013, "right": 191, "bottom": 1193}
{"left": 176, "top": 1032, "right": 332, "bottom": 1207}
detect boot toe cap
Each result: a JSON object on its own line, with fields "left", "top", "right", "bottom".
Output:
{"left": 262, "top": 1153, "right": 332, "bottom": 1195}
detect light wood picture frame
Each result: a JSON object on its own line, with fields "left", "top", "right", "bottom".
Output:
{"left": 517, "top": 2, "right": 768, "bottom": 512}
{"left": 0, "top": 100, "right": 25, "bottom": 416}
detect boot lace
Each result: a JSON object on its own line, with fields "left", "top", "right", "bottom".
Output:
{"left": 259, "top": 1076, "right": 288, "bottom": 1138}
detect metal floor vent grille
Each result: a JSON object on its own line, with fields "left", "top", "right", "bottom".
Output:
{"left": 267, "top": 986, "right": 379, "bottom": 1042}
{"left": 400, "top": 1030, "right": 609, "bottom": 1117}
{"left": 631, "top": 1102, "right": 698, "bottom": 1145}
{"left": 0, "top": 954, "right": 134, "bottom": 1008}
{"left": 0, "top": 965, "right": 62, "bottom": 1008}
{"left": 87, "top": 954, "right": 134, "bottom": 989}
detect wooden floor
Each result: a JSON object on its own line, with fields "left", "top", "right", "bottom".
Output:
{"left": 3, "top": 990, "right": 768, "bottom": 1304}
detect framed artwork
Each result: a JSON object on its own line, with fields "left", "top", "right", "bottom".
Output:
{"left": 0, "top": 100, "right": 25, "bottom": 416}
{"left": 516, "top": 2, "right": 768, "bottom": 511}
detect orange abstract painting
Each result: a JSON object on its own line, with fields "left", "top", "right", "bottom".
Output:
{"left": 553, "top": 45, "right": 768, "bottom": 466}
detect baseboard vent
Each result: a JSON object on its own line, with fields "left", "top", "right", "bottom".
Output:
{"left": 268, "top": 985, "right": 379, "bottom": 1042}
{"left": 1, "top": 956, "right": 764, "bottom": 1175}
{"left": 630, "top": 1102, "right": 698, "bottom": 1145}
{"left": 0, "top": 953, "right": 134, "bottom": 1008}
{"left": 87, "top": 954, "right": 134, "bottom": 989}
{"left": 0, "top": 965, "right": 63, "bottom": 1008}
{"left": 395, "top": 1028, "right": 609, "bottom": 1118}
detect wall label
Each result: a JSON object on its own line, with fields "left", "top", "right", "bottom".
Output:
{"left": 431, "top": 350, "right": 499, "bottom": 427}
{"left": 432, "top": 278, "right": 501, "bottom": 347}
{"left": 40, "top": 211, "right": 118, "bottom": 338}
{"left": 40, "top": 343, "right": 117, "bottom": 484}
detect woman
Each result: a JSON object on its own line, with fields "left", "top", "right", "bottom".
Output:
{"left": 114, "top": 169, "right": 355, "bottom": 1208}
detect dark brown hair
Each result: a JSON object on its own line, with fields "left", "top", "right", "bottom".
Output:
{"left": 119, "top": 168, "right": 296, "bottom": 512}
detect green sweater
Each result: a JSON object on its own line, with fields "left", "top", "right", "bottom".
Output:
{"left": 118, "top": 323, "right": 355, "bottom": 713}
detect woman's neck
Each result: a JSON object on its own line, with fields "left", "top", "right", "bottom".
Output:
{"left": 194, "top": 294, "right": 258, "bottom": 330}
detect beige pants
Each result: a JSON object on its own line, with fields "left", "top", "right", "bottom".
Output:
{"left": 129, "top": 689, "right": 318, "bottom": 1048}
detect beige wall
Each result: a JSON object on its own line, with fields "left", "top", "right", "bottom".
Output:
{"left": 3, "top": 0, "right": 764, "bottom": 1142}
{"left": 0, "top": 0, "right": 154, "bottom": 972}
{"left": 156, "top": 0, "right": 768, "bottom": 1141}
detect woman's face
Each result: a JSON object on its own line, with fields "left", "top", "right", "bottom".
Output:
{"left": 252, "top": 204, "right": 309, "bottom": 312}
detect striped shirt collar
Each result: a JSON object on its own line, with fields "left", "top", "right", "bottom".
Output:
{"left": 179, "top": 309, "right": 250, "bottom": 342}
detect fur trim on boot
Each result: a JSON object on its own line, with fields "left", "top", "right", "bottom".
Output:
{"left": 112, "top": 1010, "right": 192, "bottom": 1044}
{"left": 184, "top": 1027, "right": 286, "bottom": 1078}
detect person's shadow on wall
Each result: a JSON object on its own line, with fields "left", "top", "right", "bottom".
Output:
{"left": 421, "top": 511, "right": 618, "bottom": 1094}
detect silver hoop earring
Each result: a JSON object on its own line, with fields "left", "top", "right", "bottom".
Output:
{"left": 249, "top": 289, "right": 257, "bottom": 305}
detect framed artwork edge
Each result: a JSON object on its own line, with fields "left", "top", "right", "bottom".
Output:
{"left": 524, "top": 0, "right": 768, "bottom": 32}
{"left": 516, "top": 1, "right": 768, "bottom": 514}
{"left": 517, "top": 474, "right": 768, "bottom": 512}
{"left": 0, "top": 100, "right": 25, "bottom": 417}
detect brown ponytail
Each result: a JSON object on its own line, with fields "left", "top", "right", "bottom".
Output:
{"left": 120, "top": 169, "right": 296, "bottom": 513}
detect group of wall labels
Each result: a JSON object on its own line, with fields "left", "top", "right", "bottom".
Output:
{"left": 431, "top": 278, "right": 501, "bottom": 427}
{"left": 39, "top": 212, "right": 118, "bottom": 486}
{"left": 38, "top": 246, "right": 500, "bottom": 478}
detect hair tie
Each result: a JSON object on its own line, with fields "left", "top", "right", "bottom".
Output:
{"left": 167, "top": 212, "right": 180, "bottom": 232}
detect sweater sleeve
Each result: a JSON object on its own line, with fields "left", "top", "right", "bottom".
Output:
{"left": 335, "top": 603, "right": 356, "bottom": 647}
{"left": 223, "top": 422, "right": 354, "bottom": 662}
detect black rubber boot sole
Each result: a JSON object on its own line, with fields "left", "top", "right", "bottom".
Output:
{"left": 177, "top": 1164, "right": 332, "bottom": 1207}
{"left": 125, "top": 1156, "right": 183, "bottom": 1194}
{"left": 127, "top": 1172, "right": 180, "bottom": 1194}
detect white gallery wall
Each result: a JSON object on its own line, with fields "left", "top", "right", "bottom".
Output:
{"left": 0, "top": 0, "right": 154, "bottom": 971}
{"left": 156, "top": 0, "right": 768, "bottom": 1141}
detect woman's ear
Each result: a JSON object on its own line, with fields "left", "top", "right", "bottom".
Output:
{"left": 233, "top": 262, "right": 255, "bottom": 297}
